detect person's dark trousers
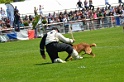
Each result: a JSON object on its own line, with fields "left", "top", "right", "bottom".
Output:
{"left": 14, "top": 20, "right": 20, "bottom": 32}
{"left": 119, "top": 0, "right": 124, "bottom": 6}
{"left": 85, "top": 6, "right": 89, "bottom": 10}
{"left": 46, "top": 42, "right": 73, "bottom": 63}
{"left": 89, "top": 5, "right": 94, "bottom": 10}
{"left": 105, "top": 2, "right": 111, "bottom": 9}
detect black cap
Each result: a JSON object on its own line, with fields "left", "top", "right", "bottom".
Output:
{"left": 52, "top": 27, "right": 60, "bottom": 32}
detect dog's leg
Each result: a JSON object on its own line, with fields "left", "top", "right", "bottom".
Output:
{"left": 89, "top": 52, "right": 95, "bottom": 57}
{"left": 82, "top": 53, "right": 86, "bottom": 56}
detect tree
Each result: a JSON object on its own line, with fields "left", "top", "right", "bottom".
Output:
{"left": 0, "top": 0, "right": 25, "bottom": 4}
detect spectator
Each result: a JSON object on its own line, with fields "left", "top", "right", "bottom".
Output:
{"left": 63, "top": 15, "right": 69, "bottom": 28}
{"left": 14, "top": 10, "right": 20, "bottom": 32}
{"left": 24, "top": 15, "right": 28, "bottom": 21}
{"left": 63, "top": 15, "right": 68, "bottom": 23}
{"left": 58, "top": 12, "right": 63, "bottom": 22}
{"left": 52, "top": 12, "right": 57, "bottom": 18}
{"left": 105, "top": 0, "right": 111, "bottom": 9}
{"left": 118, "top": 0, "right": 124, "bottom": 6}
{"left": 0, "top": 14, "right": 4, "bottom": 29}
{"left": 47, "top": 13, "right": 53, "bottom": 24}
{"left": 29, "top": 15, "right": 33, "bottom": 21}
{"left": 76, "top": 0, "right": 84, "bottom": 10}
{"left": 93, "top": 11, "right": 97, "bottom": 19}
{"left": 89, "top": 0, "right": 94, "bottom": 10}
{"left": 97, "top": 11, "right": 104, "bottom": 28}
{"left": 0, "top": 7, "right": 6, "bottom": 20}
{"left": 39, "top": 27, "right": 83, "bottom": 63}
{"left": 63, "top": 9, "right": 68, "bottom": 15}
{"left": 5, "top": 18, "right": 10, "bottom": 28}
{"left": 28, "top": 21, "right": 33, "bottom": 29}
{"left": 84, "top": 0, "right": 89, "bottom": 10}
{"left": 14, "top": 6, "right": 18, "bottom": 16}
{"left": 34, "top": 7, "right": 38, "bottom": 16}
{"left": 39, "top": 5, "right": 44, "bottom": 17}
{"left": 116, "top": 6, "right": 123, "bottom": 14}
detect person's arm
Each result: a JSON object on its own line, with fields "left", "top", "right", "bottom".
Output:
{"left": 56, "top": 33, "right": 74, "bottom": 44}
{"left": 40, "top": 34, "right": 47, "bottom": 59}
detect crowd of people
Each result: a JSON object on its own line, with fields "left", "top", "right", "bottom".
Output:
{"left": 0, "top": 0, "right": 124, "bottom": 32}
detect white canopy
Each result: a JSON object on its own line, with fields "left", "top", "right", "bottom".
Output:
{"left": 0, "top": 0, "right": 121, "bottom": 16}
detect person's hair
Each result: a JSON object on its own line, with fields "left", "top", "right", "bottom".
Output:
{"left": 52, "top": 27, "right": 60, "bottom": 32}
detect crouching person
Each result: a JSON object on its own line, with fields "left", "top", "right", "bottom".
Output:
{"left": 40, "top": 27, "right": 83, "bottom": 63}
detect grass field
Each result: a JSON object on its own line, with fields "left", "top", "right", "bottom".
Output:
{"left": 0, "top": 27, "right": 124, "bottom": 82}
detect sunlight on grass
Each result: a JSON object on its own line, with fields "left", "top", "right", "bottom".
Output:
{"left": 0, "top": 27, "right": 124, "bottom": 82}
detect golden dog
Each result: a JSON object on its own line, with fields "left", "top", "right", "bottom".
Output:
{"left": 73, "top": 42, "right": 96, "bottom": 57}
{"left": 68, "top": 42, "right": 96, "bottom": 60}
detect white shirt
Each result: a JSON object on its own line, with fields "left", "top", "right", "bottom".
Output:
{"left": 63, "top": 17, "right": 68, "bottom": 23}
{"left": 45, "top": 30, "right": 73, "bottom": 45}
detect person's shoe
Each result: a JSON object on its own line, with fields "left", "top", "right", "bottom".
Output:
{"left": 54, "top": 58, "right": 66, "bottom": 63}
{"left": 74, "top": 56, "right": 83, "bottom": 60}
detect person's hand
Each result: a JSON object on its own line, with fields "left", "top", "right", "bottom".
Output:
{"left": 42, "top": 54, "right": 46, "bottom": 59}
{"left": 72, "top": 39, "right": 75, "bottom": 43}
{"left": 70, "top": 39, "right": 75, "bottom": 44}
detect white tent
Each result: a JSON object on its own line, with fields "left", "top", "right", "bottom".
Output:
{"left": 0, "top": 0, "right": 121, "bottom": 16}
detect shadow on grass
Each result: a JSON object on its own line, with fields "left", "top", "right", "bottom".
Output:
{"left": 35, "top": 57, "right": 93, "bottom": 65}
{"left": 35, "top": 62, "right": 52, "bottom": 65}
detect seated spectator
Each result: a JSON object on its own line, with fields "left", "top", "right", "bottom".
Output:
{"left": 5, "top": 18, "right": 10, "bottom": 28}
{"left": 52, "top": 12, "right": 57, "bottom": 18}
{"left": 20, "top": 19, "right": 24, "bottom": 27}
{"left": 63, "top": 9, "right": 68, "bottom": 15}
{"left": 28, "top": 21, "right": 33, "bottom": 29}
{"left": 24, "top": 15, "right": 28, "bottom": 21}
{"left": 29, "top": 15, "right": 33, "bottom": 22}
{"left": 0, "top": 18, "right": 3, "bottom": 30}
{"left": 54, "top": 17, "right": 60, "bottom": 22}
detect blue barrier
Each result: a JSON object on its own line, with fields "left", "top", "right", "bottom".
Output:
{"left": 6, "top": 32, "right": 17, "bottom": 39}
{"left": 115, "top": 17, "right": 120, "bottom": 25}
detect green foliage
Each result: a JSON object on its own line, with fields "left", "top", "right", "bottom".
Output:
{"left": 0, "top": 0, "right": 25, "bottom": 4}
{"left": 0, "top": 27, "right": 124, "bottom": 82}
{"left": 32, "top": 15, "right": 40, "bottom": 29}
{"left": 42, "top": 19, "right": 47, "bottom": 24}
{"left": 23, "top": 21, "right": 29, "bottom": 26}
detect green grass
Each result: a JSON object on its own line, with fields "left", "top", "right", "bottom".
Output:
{"left": 0, "top": 27, "right": 124, "bottom": 82}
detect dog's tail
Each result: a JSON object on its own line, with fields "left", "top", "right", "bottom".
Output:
{"left": 90, "top": 43, "right": 96, "bottom": 47}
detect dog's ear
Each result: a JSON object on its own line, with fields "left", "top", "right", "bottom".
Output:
{"left": 90, "top": 43, "right": 96, "bottom": 47}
